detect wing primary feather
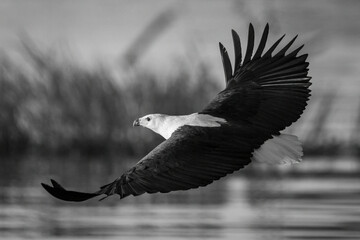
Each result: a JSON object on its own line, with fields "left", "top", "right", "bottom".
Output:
{"left": 260, "top": 64, "right": 308, "bottom": 79}
{"left": 177, "top": 166, "right": 220, "bottom": 178}
{"left": 231, "top": 29, "right": 242, "bottom": 73}
{"left": 51, "top": 179, "right": 65, "bottom": 190}
{"left": 264, "top": 54, "right": 308, "bottom": 74}
{"left": 286, "top": 45, "right": 305, "bottom": 58}
{"left": 259, "top": 72, "right": 309, "bottom": 81}
{"left": 219, "top": 42, "right": 233, "bottom": 84}
{"left": 274, "top": 35, "right": 298, "bottom": 57}
{"left": 136, "top": 177, "right": 167, "bottom": 193}
{"left": 41, "top": 180, "right": 100, "bottom": 202}
{"left": 263, "top": 34, "right": 285, "bottom": 58}
{"left": 159, "top": 172, "right": 198, "bottom": 188}
{"left": 253, "top": 23, "right": 269, "bottom": 60}
{"left": 243, "top": 23, "right": 255, "bottom": 64}
{"left": 261, "top": 82, "right": 311, "bottom": 88}
{"left": 171, "top": 168, "right": 213, "bottom": 183}
{"left": 133, "top": 177, "right": 158, "bottom": 193}
{"left": 127, "top": 182, "right": 145, "bottom": 196}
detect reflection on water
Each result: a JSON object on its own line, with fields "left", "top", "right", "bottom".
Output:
{"left": 1, "top": 156, "right": 360, "bottom": 239}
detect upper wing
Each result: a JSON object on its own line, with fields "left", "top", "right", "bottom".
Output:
{"left": 42, "top": 124, "right": 265, "bottom": 202}
{"left": 201, "top": 23, "right": 311, "bottom": 135}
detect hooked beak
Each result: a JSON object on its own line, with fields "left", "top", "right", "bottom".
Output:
{"left": 133, "top": 118, "right": 140, "bottom": 127}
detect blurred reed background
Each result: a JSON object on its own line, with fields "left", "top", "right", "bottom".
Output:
{"left": 0, "top": 1, "right": 359, "bottom": 239}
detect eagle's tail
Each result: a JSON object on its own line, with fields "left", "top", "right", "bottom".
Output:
{"left": 252, "top": 133, "right": 303, "bottom": 164}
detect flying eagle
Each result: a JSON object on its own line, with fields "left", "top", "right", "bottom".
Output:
{"left": 42, "top": 23, "right": 311, "bottom": 202}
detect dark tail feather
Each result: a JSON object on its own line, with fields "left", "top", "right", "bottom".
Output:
{"left": 41, "top": 179, "right": 100, "bottom": 202}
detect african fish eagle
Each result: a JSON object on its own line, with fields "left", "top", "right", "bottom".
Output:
{"left": 42, "top": 23, "right": 311, "bottom": 202}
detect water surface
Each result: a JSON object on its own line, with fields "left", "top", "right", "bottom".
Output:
{"left": 1, "top": 156, "right": 360, "bottom": 239}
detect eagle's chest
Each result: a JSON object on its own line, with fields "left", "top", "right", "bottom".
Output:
{"left": 158, "top": 113, "right": 227, "bottom": 139}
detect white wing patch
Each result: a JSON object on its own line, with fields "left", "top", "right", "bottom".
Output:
{"left": 186, "top": 113, "right": 227, "bottom": 127}
{"left": 158, "top": 113, "right": 227, "bottom": 139}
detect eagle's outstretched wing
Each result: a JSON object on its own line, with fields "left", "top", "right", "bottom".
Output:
{"left": 42, "top": 125, "right": 265, "bottom": 201}
{"left": 201, "top": 23, "right": 311, "bottom": 135}
{"left": 42, "top": 23, "right": 311, "bottom": 202}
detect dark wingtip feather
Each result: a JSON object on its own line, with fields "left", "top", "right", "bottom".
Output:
{"left": 41, "top": 180, "right": 100, "bottom": 202}
{"left": 219, "top": 42, "right": 233, "bottom": 84}
{"left": 263, "top": 34, "right": 285, "bottom": 58}
{"left": 231, "top": 29, "right": 242, "bottom": 72}
{"left": 50, "top": 179, "right": 65, "bottom": 190}
{"left": 287, "top": 45, "right": 305, "bottom": 58}
{"left": 274, "top": 35, "right": 298, "bottom": 57}
{"left": 249, "top": 23, "right": 254, "bottom": 31}
{"left": 253, "top": 23, "right": 269, "bottom": 59}
{"left": 41, "top": 183, "right": 53, "bottom": 192}
{"left": 243, "top": 23, "right": 255, "bottom": 64}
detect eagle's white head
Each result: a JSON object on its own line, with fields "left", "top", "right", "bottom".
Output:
{"left": 133, "top": 114, "right": 168, "bottom": 138}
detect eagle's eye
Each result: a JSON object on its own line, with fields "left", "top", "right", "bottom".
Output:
{"left": 146, "top": 117, "right": 151, "bottom": 121}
